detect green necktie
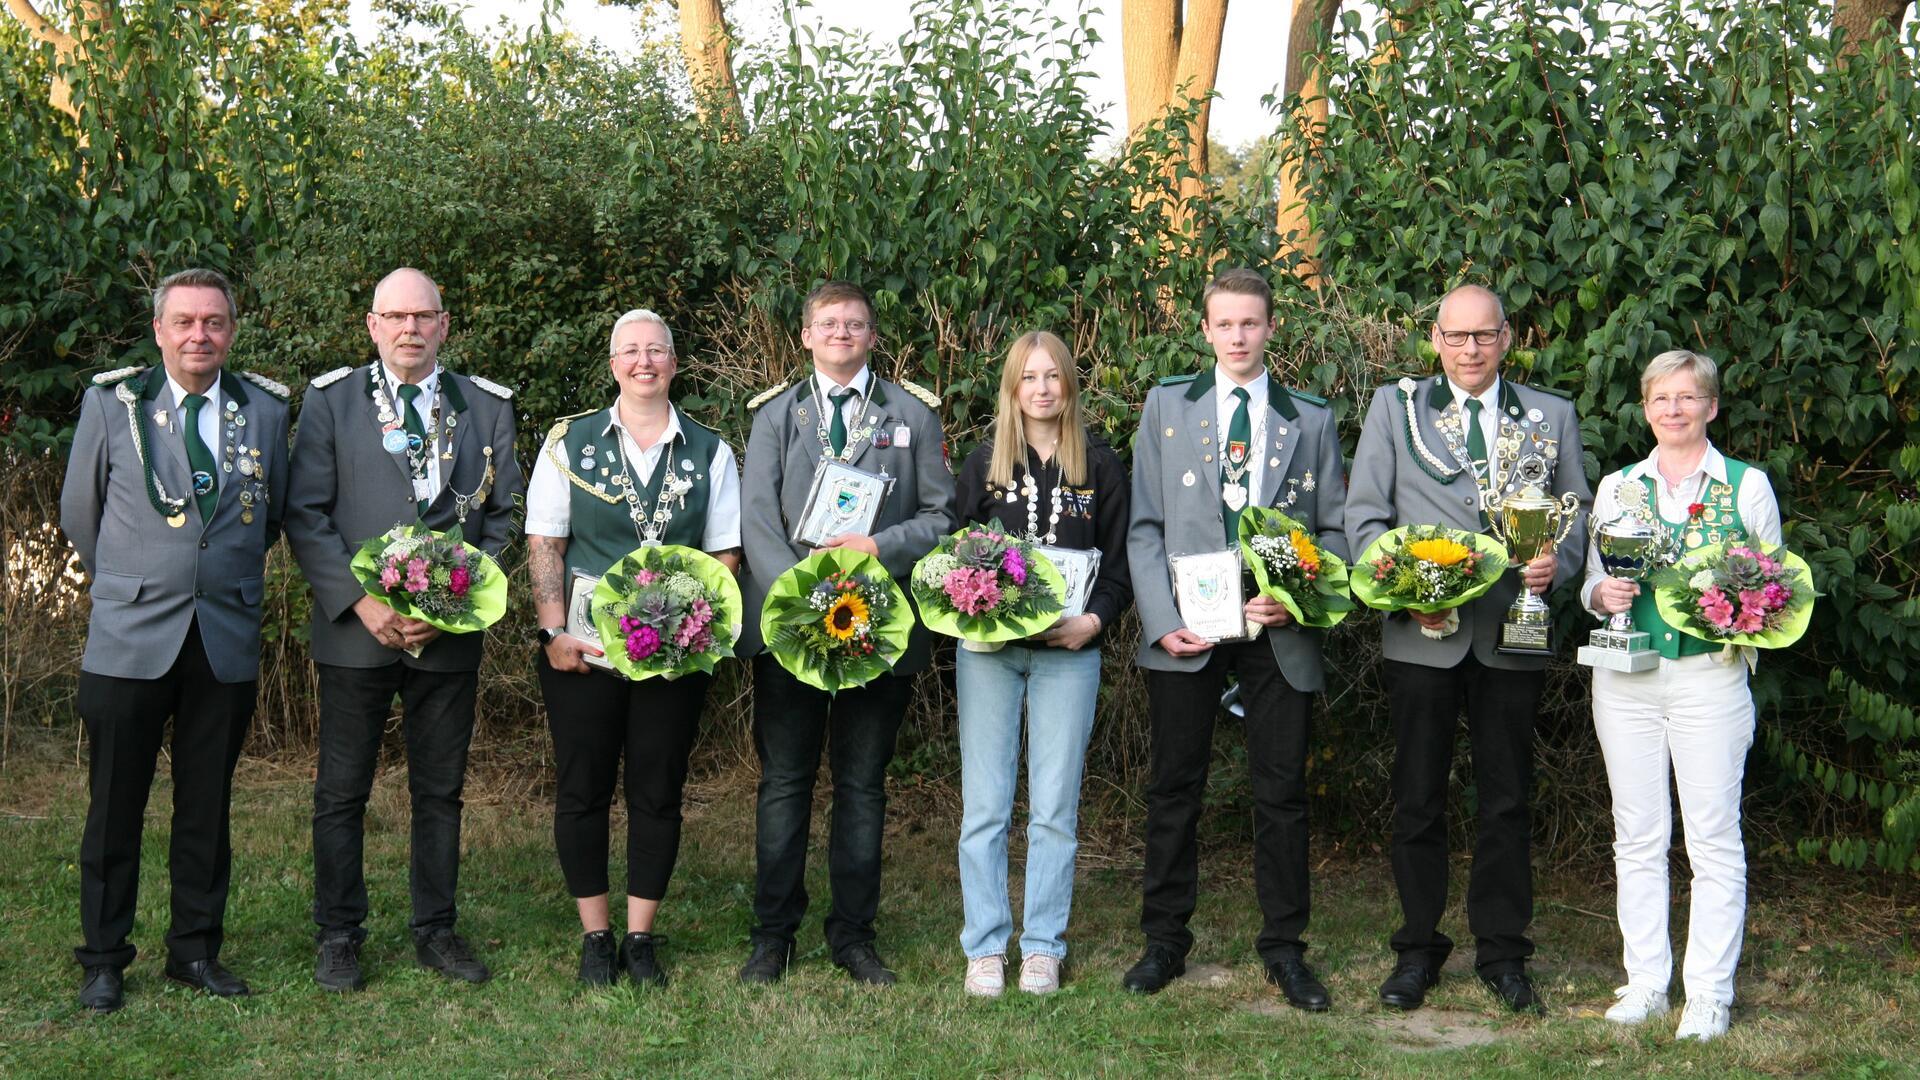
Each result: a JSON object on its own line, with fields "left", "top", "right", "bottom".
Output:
{"left": 396, "top": 382, "right": 429, "bottom": 515}
{"left": 828, "top": 387, "right": 853, "bottom": 457}
{"left": 1223, "top": 386, "right": 1251, "bottom": 544}
{"left": 1464, "top": 396, "right": 1488, "bottom": 477}
{"left": 183, "top": 393, "right": 218, "bottom": 523}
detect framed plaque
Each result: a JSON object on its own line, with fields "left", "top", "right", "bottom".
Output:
{"left": 1034, "top": 544, "right": 1100, "bottom": 620}
{"left": 1170, "top": 549, "right": 1249, "bottom": 643}
{"left": 566, "top": 569, "right": 618, "bottom": 675}
{"left": 792, "top": 459, "right": 891, "bottom": 548}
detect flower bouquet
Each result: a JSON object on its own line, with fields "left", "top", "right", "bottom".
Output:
{"left": 761, "top": 548, "right": 914, "bottom": 692}
{"left": 590, "top": 545, "right": 743, "bottom": 680}
{"left": 1652, "top": 540, "right": 1815, "bottom": 648}
{"left": 1237, "top": 507, "right": 1355, "bottom": 629}
{"left": 350, "top": 524, "right": 508, "bottom": 654}
{"left": 910, "top": 525, "right": 1066, "bottom": 644}
{"left": 1350, "top": 524, "right": 1509, "bottom": 639}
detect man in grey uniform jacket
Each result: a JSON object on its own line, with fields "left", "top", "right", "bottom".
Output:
{"left": 60, "top": 268, "right": 291, "bottom": 1012}
{"left": 286, "top": 267, "right": 522, "bottom": 991}
{"left": 735, "top": 280, "right": 956, "bottom": 987}
{"left": 1345, "top": 284, "right": 1591, "bottom": 1013}
{"left": 1122, "top": 269, "right": 1349, "bottom": 1007}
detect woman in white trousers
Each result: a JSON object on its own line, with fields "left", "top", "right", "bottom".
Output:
{"left": 1582, "top": 349, "right": 1781, "bottom": 1043}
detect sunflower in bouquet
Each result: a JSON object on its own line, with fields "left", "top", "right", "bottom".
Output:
{"left": 591, "top": 545, "right": 743, "bottom": 680}
{"left": 1652, "top": 540, "right": 1815, "bottom": 649}
{"left": 1236, "top": 507, "right": 1355, "bottom": 628}
{"left": 350, "top": 524, "right": 508, "bottom": 653}
{"left": 1351, "top": 524, "right": 1509, "bottom": 637}
{"left": 910, "top": 525, "right": 1066, "bottom": 642}
{"left": 761, "top": 549, "right": 914, "bottom": 691}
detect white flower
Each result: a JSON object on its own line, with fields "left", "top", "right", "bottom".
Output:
{"left": 1689, "top": 569, "right": 1715, "bottom": 591}
{"left": 915, "top": 553, "right": 960, "bottom": 588}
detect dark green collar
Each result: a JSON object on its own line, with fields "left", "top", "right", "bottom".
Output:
{"left": 1180, "top": 365, "right": 1298, "bottom": 420}
{"left": 1427, "top": 373, "right": 1518, "bottom": 419}
{"left": 220, "top": 369, "right": 251, "bottom": 406}
{"left": 138, "top": 366, "right": 246, "bottom": 405}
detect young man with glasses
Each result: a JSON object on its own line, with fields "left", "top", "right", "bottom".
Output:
{"left": 1346, "top": 284, "right": 1592, "bottom": 1014}
{"left": 735, "top": 280, "right": 955, "bottom": 986}
{"left": 286, "top": 267, "right": 523, "bottom": 992}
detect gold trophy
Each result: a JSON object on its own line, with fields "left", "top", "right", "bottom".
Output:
{"left": 1481, "top": 484, "right": 1579, "bottom": 656}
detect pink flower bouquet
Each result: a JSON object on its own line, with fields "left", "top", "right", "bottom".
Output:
{"left": 590, "top": 545, "right": 742, "bottom": 680}
{"left": 910, "top": 525, "right": 1066, "bottom": 642}
{"left": 1653, "top": 540, "right": 1816, "bottom": 648}
{"left": 350, "top": 524, "right": 508, "bottom": 652}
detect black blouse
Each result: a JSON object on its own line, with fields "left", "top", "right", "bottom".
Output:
{"left": 953, "top": 437, "right": 1132, "bottom": 643}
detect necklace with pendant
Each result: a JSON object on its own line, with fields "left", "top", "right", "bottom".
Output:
{"left": 1022, "top": 454, "right": 1064, "bottom": 544}
{"left": 614, "top": 430, "right": 689, "bottom": 546}
{"left": 1220, "top": 408, "right": 1265, "bottom": 514}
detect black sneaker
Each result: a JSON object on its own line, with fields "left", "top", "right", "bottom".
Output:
{"left": 578, "top": 930, "right": 616, "bottom": 987}
{"left": 620, "top": 932, "right": 668, "bottom": 988}
{"left": 415, "top": 928, "right": 490, "bottom": 984}
{"left": 834, "top": 943, "right": 897, "bottom": 987}
{"left": 315, "top": 933, "right": 366, "bottom": 993}
{"left": 737, "top": 939, "right": 791, "bottom": 985}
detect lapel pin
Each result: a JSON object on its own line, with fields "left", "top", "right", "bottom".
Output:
{"left": 1269, "top": 457, "right": 1280, "bottom": 468}
{"left": 1182, "top": 470, "right": 1196, "bottom": 487}
{"left": 154, "top": 409, "right": 170, "bottom": 429}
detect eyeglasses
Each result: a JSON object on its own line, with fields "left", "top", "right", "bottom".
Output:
{"left": 372, "top": 310, "right": 443, "bottom": 326}
{"left": 1437, "top": 328, "right": 1502, "bottom": 347}
{"left": 1646, "top": 393, "right": 1712, "bottom": 410}
{"left": 613, "top": 346, "right": 674, "bottom": 362}
{"left": 810, "top": 318, "right": 872, "bottom": 334}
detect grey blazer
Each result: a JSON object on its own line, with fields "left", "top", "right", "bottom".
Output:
{"left": 1345, "top": 372, "right": 1592, "bottom": 671}
{"left": 60, "top": 366, "right": 291, "bottom": 684}
{"left": 738, "top": 375, "right": 957, "bottom": 674}
{"left": 1127, "top": 367, "right": 1350, "bottom": 692}
{"left": 285, "top": 361, "right": 523, "bottom": 671}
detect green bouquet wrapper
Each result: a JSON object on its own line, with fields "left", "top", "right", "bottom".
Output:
{"left": 591, "top": 545, "right": 742, "bottom": 681}
{"left": 760, "top": 548, "right": 913, "bottom": 692}
{"left": 350, "top": 524, "right": 507, "bottom": 635}
{"left": 1350, "top": 524, "right": 1509, "bottom": 614}
{"left": 1237, "top": 507, "right": 1355, "bottom": 628}
{"left": 910, "top": 525, "right": 1067, "bottom": 642}
{"left": 1653, "top": 540, "right": 1816, "bottom": 649}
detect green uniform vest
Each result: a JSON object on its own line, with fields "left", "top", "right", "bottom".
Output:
{"left": 550, "top": 406, "right": 721, "bottom": 579}
{"left": 1630, "top": 458, "right": 1750, "bottom": 659}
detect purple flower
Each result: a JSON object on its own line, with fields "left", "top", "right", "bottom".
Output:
{"left": 449, "top": 565, "right": 472, "bottom": 597}
{"left": 626, "top": 623, "right": 661, "bottom": 661}
{"left": 1001, "top": 547, "right": 1027, "bottom": 586}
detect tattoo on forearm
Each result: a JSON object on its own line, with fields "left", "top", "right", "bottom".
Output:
{"left": 529, "top": 537, "right": 565, "bottom": 608}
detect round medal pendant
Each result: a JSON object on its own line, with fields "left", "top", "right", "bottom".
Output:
{"left": 238, "top": 457, "right": 255, "bottom": 477}
{"left": 1222, "top": 482, "right": 1248, "bottom": 512}
{"left": 406, "top": 434, "right": 424, "bottom": 453}
{"left": 167, "top": 512, "right": 187, "bottom": 528}
{"left": 192, "top": 470, "right": 215, "bottom": 495}
{"left": 382, "top": 430, "right": 410, "bottom": 454}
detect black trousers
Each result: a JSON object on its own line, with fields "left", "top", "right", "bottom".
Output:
{"left": 1385, "top": 656, "right": 1546, "bottom": 976}
{"left": 74, "top": 621, "right": 255, "bottom": 969}
{"left": 1142, "top": 639, "right": 1314, "bottom": 963}
{"left": 749, "top": 654, "right": 911, "bottom": 957}
{"left": 537, "top": 654, "right": 709, "bottom": 900}
{"left": 312, "top": 662, "right": 477, "bottom": 940}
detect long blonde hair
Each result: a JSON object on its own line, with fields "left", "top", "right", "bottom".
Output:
{"left": 989, "top": 331, "right": 1089, "bottom": 489}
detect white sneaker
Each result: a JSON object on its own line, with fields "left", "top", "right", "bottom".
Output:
{"left": 1018, "top": 953, "right": 1062, "bottom": 995}
{"left": 1674, "top": 998, "right": 1731, "bottom": 1042}
{"left": 1604, "top": 984, "right": 1670, "bottom": 1024}
{"left": 964, "top": 955, "right": 1005, "bottom": 998}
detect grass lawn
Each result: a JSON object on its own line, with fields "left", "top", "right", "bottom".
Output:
{"left": 1, "top": 740, "right": 1915, "bottom": 1079}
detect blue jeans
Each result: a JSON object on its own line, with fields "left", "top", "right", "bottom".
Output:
{"left": 955, "top": 643, "right": 1100, "bottom": 960}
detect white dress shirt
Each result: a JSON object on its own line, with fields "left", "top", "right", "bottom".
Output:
{"left": 1581, "top": 441, "right": 1782, "bottom": 615}
{"left": 812, "top": 367, "right": 874, "bottom": 443}
{"left": 525, "top": 403, "right": 742, "bottom": 551}
{"left": 381, "top": 363, "right": 444, "bottom": 499}
{"left": 163, "top": 372, "right": 222, "bottom": 461}
{"left": 1449, "top": 376, "right": 1502, "bottom": 478}
{"left": 1214, "top": 368, "right": 1270, "bottom": 498}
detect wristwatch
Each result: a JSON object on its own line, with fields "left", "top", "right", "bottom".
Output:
{"left": 535, "top": 625, "right": 566, "bottom": 646}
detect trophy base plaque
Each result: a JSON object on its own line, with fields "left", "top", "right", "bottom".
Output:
{"left": 1494, "top": 594, "right": 1554, "bottom": 657}
{"left": 1577, "top": 627, "right": 1661, "bottom": 672}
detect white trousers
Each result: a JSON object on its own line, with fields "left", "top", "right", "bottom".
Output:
{"left": 1592, "top": 651, "right": 1754, "bottom": 1005}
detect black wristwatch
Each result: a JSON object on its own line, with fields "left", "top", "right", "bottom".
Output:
{"left": 535, "top": 625, "right": 565, "bottom": 646}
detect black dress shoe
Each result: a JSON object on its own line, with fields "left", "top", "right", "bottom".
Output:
{"left": 737, "top": 939, "right": 791, "bottom": 985}
{"left": 1481, "top": 970, "right": 1544, "bottom": 1014}
{"left": 620, "top": 931, "right": 668, "bottom": 988}
{"left": 315, "top": 933, "right": 366, "bottom": 992}
{"left": 165, "top": 957, "right": 249, "bottom": 997}
{"left": 1378, "top": 961, "right": 1438, "bottom": 1010}
{"left": 1121, "top": 945, "right": 1186, "bottom": 994}
{"left": 1264, "top": 957, "right": 1331, "bottom": 1012}
{"left": 578, "top": 930, "right": 616, "bottom": 987}
{"left": 415, "top": 928, "right": 491, "bottom": 984}
{"left": 834, "top": 943, "right": 897, "bottom": 987}
{"left": 79, "top": 965, "right": 124, "bottom": 1013}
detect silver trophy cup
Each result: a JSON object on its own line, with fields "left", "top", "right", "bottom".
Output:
{"left": 1576, "top": 514, "right": 1680, "bottom": 672}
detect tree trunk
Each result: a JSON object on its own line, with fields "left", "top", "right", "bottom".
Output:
{"left": 5, "top": 0, "right": 96, "bottom": 123}
{"left": 1834, "top": 0, "right": 1912, "bottom": 56}
{"left": 1122, "top": 0, "right": 1230, "bottom": 216}
{"left": 678, "top": 0, "right": 741, "bottom": 125}
{"left": 1275, "top": 0, "right": 1341, "bottom": 285}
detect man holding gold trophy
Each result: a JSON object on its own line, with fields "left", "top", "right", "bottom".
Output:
{"left": 1347, "top": 285, "right": 1591, "bottom": 1013}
